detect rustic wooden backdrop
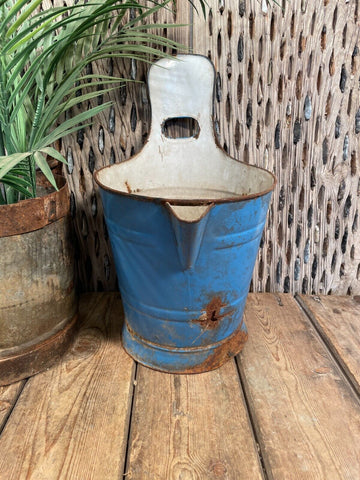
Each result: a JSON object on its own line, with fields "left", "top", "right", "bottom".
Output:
{"left": 61, "top": 0, "right": 360, "bottom": 295}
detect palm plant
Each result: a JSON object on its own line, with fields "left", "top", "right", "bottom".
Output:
{"left": 0, "top": 0, "right": 207, "bottom": 204}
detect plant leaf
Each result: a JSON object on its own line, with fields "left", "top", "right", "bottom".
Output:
{"left": 1, "top": 173, "right": 32, "bottom": 198}
{"left": 33, "top": 151, "right": 57, "bottom": 190}
{"left": 39, "top": 147, "right": 67, "bottom": 164}
{"left": 33, "top": 102, "right": 112, "bottom": 149}
{"left": 0, "top": 152, "right": 32, "bottom": 180}
{"left": 6, "top": 0, "right": 43, "bottom": 37}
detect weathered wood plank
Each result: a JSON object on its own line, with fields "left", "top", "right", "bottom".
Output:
{"left": 126, "top": 360, "right": 265, "bottom": 480}
{"left": 238, "top": 294, "right": 360, "bottom": 480}
{"left": 0, "top": 293, "right": 135, "bottom": 480}
{"left": 0, "top": 381, "right": 25, "bottom": 432}
{"left": 298, "top": 294, "right": 360, "bottom": 396}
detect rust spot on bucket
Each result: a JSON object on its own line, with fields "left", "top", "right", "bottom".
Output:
{"left": 66, "top": 281, "right": 75, "bottom": 295}
{"left": 194, "top": 297, "right": 228, "bottom": 330}
{"left": 47, "top": 199, "right": 57, "bottom": 220}
{"left": 185, "top": 322, "right": 248, "bottom": 374}
{"left": 125, "top": 181, "right": 132, "bottom": 193}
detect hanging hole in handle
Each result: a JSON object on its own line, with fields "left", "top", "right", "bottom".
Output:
{"left": 161, "top": 117, "right": 200, "bottom": 139}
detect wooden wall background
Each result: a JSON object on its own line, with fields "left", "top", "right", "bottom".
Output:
{"left": 61, "top": 0, "right": 360, "bottom": 295}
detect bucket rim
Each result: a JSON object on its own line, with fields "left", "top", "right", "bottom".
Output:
{"left": 94, "top": 160, "right": 276, "bottom": 206}
{"left": 94, "top": 53, "right": 277, "bottom": 205}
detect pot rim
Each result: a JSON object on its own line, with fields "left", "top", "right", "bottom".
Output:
{"left": 94, "top": 161, "right": 276, "bottom": 206}
{"left": 0, "top": 173, "right": 70, "bottom": 237}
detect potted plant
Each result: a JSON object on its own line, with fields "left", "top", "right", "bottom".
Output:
{"left": 0, "top": 0, "right": 206, "bottom": 385}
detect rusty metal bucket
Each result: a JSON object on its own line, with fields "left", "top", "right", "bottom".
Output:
{"left": 95, "top": 54, "right": 276, "bottom": 373}
{"left": 0, "top": 174, "right": 78, "bottom": 385}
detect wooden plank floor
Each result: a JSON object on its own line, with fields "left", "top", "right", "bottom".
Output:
{"left": 0, "top": 293, "right": 359, "bottom": 480}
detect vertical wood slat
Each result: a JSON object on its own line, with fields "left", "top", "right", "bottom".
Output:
{"left": 238, "top": 294, "right": 360, "bottom": 479}
{"left": 193, "top": 0, "right": 360, "bottom": 295}
{"left": 49, "top": 1, "right": 359, "bottom": 294}
{"left": 125, "top": 360, "right": 265, "bottom": 480}
{"left": 61, "top": 1, "right": 192, "bottom": 292}
{"left": 0, "top": 294, "right": 135, "bottom": 480}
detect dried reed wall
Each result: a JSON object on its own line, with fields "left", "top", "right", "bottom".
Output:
{"left": 62, "top": 0, "right": 360, "bottom": 294}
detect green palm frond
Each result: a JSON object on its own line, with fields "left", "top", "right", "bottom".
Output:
{"left": 0, "top": 0, "right": 208, "bottom": 203}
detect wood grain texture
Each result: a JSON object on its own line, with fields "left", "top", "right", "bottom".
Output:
{"left": 126, "top": 360, "right": 265, "bottom": 480}
{"left": 298, "top": 294, "right": 360, "bottom": 396}
{"left": 0, "top": 293, "right": 135, "bottom": 480}
{"left": 0, "top": 381, "right": 25, "bottom": 432}
{"left": 238, "top": 293, "right": 360, "bottom": 480}
{"left": 193, "top": 0, "right": 360, "bottom": 294}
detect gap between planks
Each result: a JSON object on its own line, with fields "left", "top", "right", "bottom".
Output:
{"left": 295, "top": 294, "right": 360, "bottom": 400}
{"left": 1, "top": 293, "right": 360, "bottom": 480}
{"left": 0, "top": 380, "right": 27, "bottom": 435}
{"left": 0, "top": 294, "right": 136, "bottom": 480}
{"left": 122, "top": 361, "right": 139, "bottom": 480}
{"left": 235, "top": 356, "right": 269, "bottom": 480}
{"left": 237, "top": 293, "right": 360, "bottom": 480}
{"left": 124, "top": 358, "right": 266, "bottom": 480}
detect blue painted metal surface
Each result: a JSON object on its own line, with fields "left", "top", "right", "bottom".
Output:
{"left": 98, "top": 190, "right": 272, "bottom": 372}
{"left": 95, "top": 55, "right": 276, "bottom": 373}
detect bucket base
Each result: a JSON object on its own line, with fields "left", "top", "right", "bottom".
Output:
{"left": 122, "top": 321, "right": 248, "bottom": 374}
{"left": 0, "top": 314, "right": 78, "bottom": 386}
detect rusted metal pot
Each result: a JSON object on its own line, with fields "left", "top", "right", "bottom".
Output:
{"left": 0, "top": 174, "right": 78, "bottom": 385}
{"left": 95, "top": 55, "right": 276, "bottom": 374}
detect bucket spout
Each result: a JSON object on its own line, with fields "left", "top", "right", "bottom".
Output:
{"left": 165, "top": 203, "right": 213, "bottom": 270}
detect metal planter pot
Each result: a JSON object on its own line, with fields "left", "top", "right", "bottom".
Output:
{"left": 95, "top": 55, "right": 276, "bottom": 373}
{"left": 0, "top": 174, "right": 78, "bottom": 385}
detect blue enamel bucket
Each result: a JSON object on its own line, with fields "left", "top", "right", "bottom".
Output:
{"left": 95, "top": 55, "right": 276, "bottom": 373}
